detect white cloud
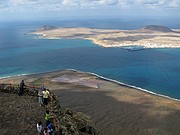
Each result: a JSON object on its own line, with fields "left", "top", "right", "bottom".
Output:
{"left": 168, "top": 0, "right": 180, "bottom": 8}
{"left": 0, "top": 0, "right": 180, "bottom": 12}
{"left": 62, "top": 0, "right": 79, "bottom": 6}
{"left": 132, "top": 0, "right": 180, "bottom": 9}
{"left": 95, "top": 0, "right": 118, "bottom": 5}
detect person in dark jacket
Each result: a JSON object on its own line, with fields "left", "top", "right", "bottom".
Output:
{"left": 47, "top": 122, "right": 54, "bottom": 135}
{"left": 19, "top": 80, "right": 26, "bottom": 96}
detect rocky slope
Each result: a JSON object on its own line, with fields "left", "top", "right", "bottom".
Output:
{"left": 0, "top": 92, "right": 45, "bottom": 135}
{"left": 0, "top": 85, "right": 99, "bottom": 135}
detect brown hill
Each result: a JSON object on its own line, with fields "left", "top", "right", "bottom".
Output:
{"left": 38, "top": 25, "right": 57, "bottom": 31}
{"left": 144, "top": 25, "right": 173, "bottom": 32}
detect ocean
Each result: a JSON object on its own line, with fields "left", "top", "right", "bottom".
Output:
{"left": 0, "top": 19, "right": 180, "bottom": 100}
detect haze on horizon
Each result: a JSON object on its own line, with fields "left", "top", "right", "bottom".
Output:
{"left": 0, "top": 0, "right": 180, "bottom": 22}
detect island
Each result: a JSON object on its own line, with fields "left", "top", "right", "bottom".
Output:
{"left": 31, "top": 25, "right": 180, "bottom": 48}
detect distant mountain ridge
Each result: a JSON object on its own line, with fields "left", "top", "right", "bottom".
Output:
{"left": 143, "top": 25, "right": 173, "bottom": 32}
{"left": 38, "top": 25, "right": 174, "bottom": 33}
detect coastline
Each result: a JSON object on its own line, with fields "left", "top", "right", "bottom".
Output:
{"left": 1, "top": 69, "right": 180, "bottom": 135}
{"left": 0, "top": 68, "right": 180, "bottom": 102}
{"left": 64, "top": 69, "right": 180, "bottom": 102}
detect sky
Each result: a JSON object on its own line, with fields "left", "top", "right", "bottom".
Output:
{"left": 0, "top": 0, "right": 180, "bottom": 21}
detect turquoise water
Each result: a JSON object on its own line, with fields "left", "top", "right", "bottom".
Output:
{"left": 0, "top": 21, "right": 180, "bottom": 100}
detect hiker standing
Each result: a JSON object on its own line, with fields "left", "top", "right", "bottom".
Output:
{"left": 37, "top": 121, "right": 43, "bottom": 135}
{"left": 42, "top": 88, "right": 50, "bottom": 106}
{"left": 45, "top": 110, "right": 50, "bottom": 126}
{"left": 38, "top": 89, "right": 43, "bottom": 106}
{"left": 19, "top": 80, "right": 26, "bottom": 96}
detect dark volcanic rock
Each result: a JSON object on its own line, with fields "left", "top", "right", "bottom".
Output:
{"left": 144, "top": 25, "right": 173, "bottom": 32}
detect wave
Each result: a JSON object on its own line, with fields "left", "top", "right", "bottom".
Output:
{"left": 0, "top": 69, "right": 66, "bottom": 80}
{"left": 67, "top": 68, "right": 180, "bottom": 102}
{"left": 0, "top": 74, "right": 28, "bottom": 79}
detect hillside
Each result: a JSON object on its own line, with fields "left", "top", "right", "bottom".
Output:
{"left": 0, "top": 92, "right": 45, "bottom": 135}
{"left": 38, "top": 25, "right": 57, "bottom": 31}
{"left": 1, "top": 70, "right": 180, "bottom": 135}
{"left": 0, "top": 85, "right": 99, "bottom": 135}
{"left": 144, "top": 25, "right": 174, "bottom": 32}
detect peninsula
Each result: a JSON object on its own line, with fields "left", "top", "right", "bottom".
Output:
{"left": 32, "top": 25, "right": 180, "bottom": 48}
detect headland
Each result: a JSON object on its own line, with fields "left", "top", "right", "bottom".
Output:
{"left": 32, "top": 25, "right": 180, "bottom": 48}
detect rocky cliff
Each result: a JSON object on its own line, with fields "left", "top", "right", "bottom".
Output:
{"left": 0, "top": 84, "right": 99, "bottom": 135}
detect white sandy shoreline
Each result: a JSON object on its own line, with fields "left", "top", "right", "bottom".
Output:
{"left": 1, "top": 68, "right": 180, "bottom": 102}
{"left": 67, "top": 69, "right": 180, "bottom": 102}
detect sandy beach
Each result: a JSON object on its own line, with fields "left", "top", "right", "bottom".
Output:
{"left": 32, "top": 26, "right": 180, "bottom": 48}
{"left": 1, "top": 69, "right": 180, "bottom": 135}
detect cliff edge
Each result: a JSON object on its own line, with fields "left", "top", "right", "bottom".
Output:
{"left": 0, "top": 84, "right": 99, "bottom": 135}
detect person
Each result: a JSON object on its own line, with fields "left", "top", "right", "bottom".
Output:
{"left": 41, "top": 84, "right": 45, "bottom": 91}
{"left": 45, "top": 110, "right": 50, "bottom": 126}
{"left": 37, "top": 121, "right": 43, "bottom": 135}
{"left": 43, "top": 128, "right": 50, "bottom": 135}
{"left": 19, "top": 80, "right": 26, "bottom": 96}
{"left": 38, "top": 89, "right": 43, "bottom": 106}
{"left": 47, "top": 122, "right": 54, "bottom": 135}
{"left": 42, "top": 88, "right": 50, "bottom": 106}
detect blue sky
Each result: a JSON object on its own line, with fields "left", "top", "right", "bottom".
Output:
{"left": 0, "top": 0, "right": 180, "bottom": 21}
